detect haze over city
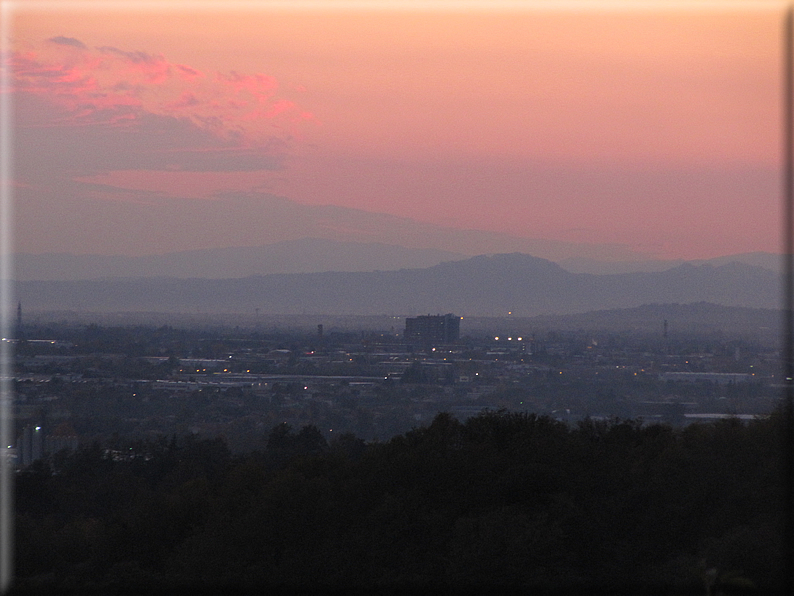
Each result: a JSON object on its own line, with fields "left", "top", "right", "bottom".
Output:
{"left": 6, "top": 2, "right": 794, "bottom": 592}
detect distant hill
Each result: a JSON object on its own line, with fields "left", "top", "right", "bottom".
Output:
{"left": 13, "top": 238, "right": 467, "bottom": 281}
{"left": 15, "top": 253, "right": 781, "bottom": 316}
{"left": 15, "top": 241, "right": 782, "bottom": 281}
{"left": 557, "top": 251, "right": 781, "bottom": 274}
{"left": 461, "top": 302, "right": 781, "bottom": 338}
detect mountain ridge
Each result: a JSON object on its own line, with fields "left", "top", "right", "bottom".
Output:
{"left": 15, "top": 252, "right": 781, "bottom": 316}
{"left": 13, "top": 239, "right": 782, "bottom": 281}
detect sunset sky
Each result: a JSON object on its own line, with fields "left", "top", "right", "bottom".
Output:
{"left": 4, "top": 0, "right": 786, "bottom": 262}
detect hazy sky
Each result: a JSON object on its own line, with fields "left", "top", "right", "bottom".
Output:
{"left": 5, "top": 0, "right": 785, "bottom": 261}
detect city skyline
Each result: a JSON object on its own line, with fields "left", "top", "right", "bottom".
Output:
{"left": 6, "top": 0, "right": 785, "bottom": 262}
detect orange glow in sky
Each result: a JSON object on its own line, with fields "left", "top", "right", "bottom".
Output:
{"left": 6, "top": 2, "right": 785, "bottom": 260}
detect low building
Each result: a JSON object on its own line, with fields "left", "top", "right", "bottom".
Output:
{"left": 659, "top": 372, "right": 753, "bottom": 385}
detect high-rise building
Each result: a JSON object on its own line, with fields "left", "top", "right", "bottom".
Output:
{"left": 18, "top": 424, "right": 43, "bottom": 467}
{"left": 404, "top": 313, "right": 461, "bottom": 346}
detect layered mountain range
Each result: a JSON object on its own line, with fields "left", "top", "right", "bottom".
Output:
{"left": 13, "top": 238, "right": 780, "bottom": 280}
{"left": 15, "top": 251, "right": 782, "bottom": 316}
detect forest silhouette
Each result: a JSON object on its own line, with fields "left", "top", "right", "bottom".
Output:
{"left": 12, "top": 409, "right": 785, "bottom": 594}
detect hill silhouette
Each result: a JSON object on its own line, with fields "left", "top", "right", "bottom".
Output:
{"left": 16, "top": 253, "right": 781, "bottom": 316}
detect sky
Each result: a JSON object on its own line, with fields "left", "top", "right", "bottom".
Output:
{"left": 3, "top": 0, "right": 787, "bottom": 262}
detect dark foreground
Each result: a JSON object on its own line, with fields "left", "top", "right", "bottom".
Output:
{"left": 11, "top": 409, "right": 787, "bottom": 594}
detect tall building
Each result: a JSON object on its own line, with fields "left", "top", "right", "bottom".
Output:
{"left": 18, "top": 424, "right": 43, "bottom": 467}
{"left": 404, "top": 313, "right": 461, "bottom": 346}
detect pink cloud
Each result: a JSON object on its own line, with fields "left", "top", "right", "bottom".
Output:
{"left": 164, "top": 91, "right": 200, "bottom": 110}
{"left": 175, "top": 63, "right": 204, "bottom": 80}
{"left": 270, "top": 99, "right": 296, "bottom": 117}
{"left": 11, "top": 52, "right": 94, "bottom": 91}
{"left": 216, "top": 71, "right": 278, "bottom": 103}
{"left": 9, "top": 38, "right": 315, "bottom": 147}
{"left": 46, "top": 36, "right": 86, "bottom": 49}
{"left": 7, "top": 53, "right": 142, "bottom": 121}
{"left": 97, "top": 46, "right": 171, "bottom": 84}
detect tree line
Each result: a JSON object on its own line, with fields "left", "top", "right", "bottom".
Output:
{"left": 12, "top": 409, "right": 787, "bottom": 594}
